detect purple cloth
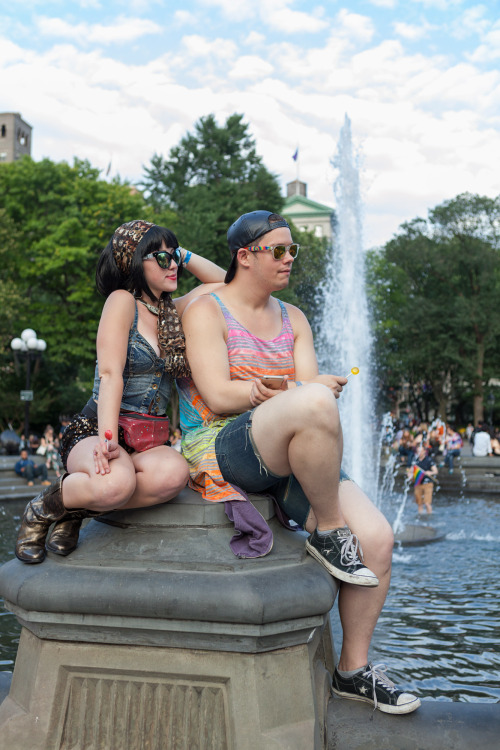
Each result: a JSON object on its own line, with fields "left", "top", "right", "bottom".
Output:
{"left": 224, "top": 486, "right": 273, "bottom": 558}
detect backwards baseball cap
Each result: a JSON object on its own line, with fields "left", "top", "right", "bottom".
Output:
{"left": 225, "top": 210, "right": 290, "bottom": 283}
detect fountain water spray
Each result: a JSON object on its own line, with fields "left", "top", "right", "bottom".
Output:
{"left": 316, "top": 115, "right": 378, "bottom": 498}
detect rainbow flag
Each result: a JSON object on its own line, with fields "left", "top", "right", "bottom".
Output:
{"left": 413, "top": 465, "right": 426, "bottom": 486}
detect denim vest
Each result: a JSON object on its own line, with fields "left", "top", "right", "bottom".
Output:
{"left": 91, "top": 301, "right": 172, "bottom": 415}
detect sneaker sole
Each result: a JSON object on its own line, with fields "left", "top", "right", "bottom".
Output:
{"left": 331, "top": 688, "right": 421, "bottom": 714}
{"left": 305, "top": 541, "right": 379, "bottom": 587}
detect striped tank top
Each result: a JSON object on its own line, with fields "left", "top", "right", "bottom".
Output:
{"left": 177, "top": 293, "right": 295, "bottom": 503}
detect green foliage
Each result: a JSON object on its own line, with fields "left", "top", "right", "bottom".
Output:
{"left": 0, "top": 156, "right": 149, "bottom": 431}
{"left": 368, "top": 193, "right": 500, "bottom": 422}
{"left": 142, "top": 113, "right": 283, "bottom": 286}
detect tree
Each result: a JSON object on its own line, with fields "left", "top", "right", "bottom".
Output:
{"left": 141, "top": 114, "right": 284, "bottom": 280}
{"left": 0, "top": 156, "right": 148, "bottom": 430}
{"left": 368, "top": 193, "right": 500, "bottom": 424}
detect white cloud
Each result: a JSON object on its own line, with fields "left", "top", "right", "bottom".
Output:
{"left": 467, "top": 23, "right": 500, "bottom": 63}
{"left": 409, "top": 0, "right": 460, "bottom": 9}
{"left": 393, "top": 21, "right": 433, "bottom": 40}
{"left": 173, "top": 10, "right": 198, "bottom": 26}
{"left": 229, "top": 55, "right": 274, "bottom": 79}
{"left": 198, "top": 0, "right": 327, "bottom": 32}
{"left": 336, "top": 9, "right": 375, "bottom": 43}
{"left": 246, "top": 31, "right": 266, "bottom": 45}
{"left": 36, "top": 15, "right": 162, "bottom": 44}
{"left": 198, "top": 0, "right": 255, "bottom": 21}
{"left": 366, "top": 0, "right": 397, "bottom": 7}
{"left": 180, "top": 34, "right": 237, "bottom": 60}
{"left": 1, "top": 1, "right": 499, "bottom": 251}
{"left": 451, "top": 5, "right": 490, "bottom": 39}
{"left": 266, "top": 5, "right": 327, "bottom": 34}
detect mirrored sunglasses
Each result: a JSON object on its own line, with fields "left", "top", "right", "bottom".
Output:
{"left": 246, "top": 244, "right": 300, "bottom": 260}
{"left": 144, "top": 247, "right": 182, "bottom": 269}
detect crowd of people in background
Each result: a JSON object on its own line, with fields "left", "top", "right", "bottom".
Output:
{"left": 386, "top": 416, "right": 500, "bottom": 515}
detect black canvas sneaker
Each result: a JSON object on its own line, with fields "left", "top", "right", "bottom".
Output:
{"left": 305, "top": 526, "right": 379, "bottom": 586}
{"left": 332, "top": 663, "right": 421, "bottom": 714}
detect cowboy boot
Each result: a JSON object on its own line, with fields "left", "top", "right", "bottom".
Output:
{"left": 15, "top": 474, "right": 68, "bottom": 563}
{"left": 46, "top": 508, "right": 105, "bottom": 556}
{"left": 45, "top": 515, "right": 84, "bottom": 556}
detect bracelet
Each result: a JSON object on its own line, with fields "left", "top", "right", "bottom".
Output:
{"left": 182, "top": 249, "right": 192, "bottom": 266}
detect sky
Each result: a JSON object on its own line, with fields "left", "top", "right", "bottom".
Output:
{"left": 1, "top": 0, "right": 499, "bottom": 248}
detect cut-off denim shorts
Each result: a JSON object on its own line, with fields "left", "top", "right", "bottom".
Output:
{"left": 215, "top": 410, "right": 350, "bottom": 528}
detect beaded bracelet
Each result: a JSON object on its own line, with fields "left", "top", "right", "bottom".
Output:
{"left": 183, "top": 249, "right": 192, "bottom": 266}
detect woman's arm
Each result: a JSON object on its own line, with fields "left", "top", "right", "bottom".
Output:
{"left": 181, "top": 248, "right": 225, "bottom": 284}
{"left": 174, "top": 250, "right": 226, "bottom": 317}
{"left": 93, "top": 290, "right": 135, "bottom": 473}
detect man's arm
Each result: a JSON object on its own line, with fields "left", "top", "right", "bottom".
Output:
{"left": 182, "top": 295, "right": 266, "bottom": 414}
{"left": 286, "top": 304, "right": 347, "bottom": 397}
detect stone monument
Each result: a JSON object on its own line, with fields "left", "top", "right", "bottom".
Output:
{"left": 0, "top": 488, "right": 338, "bottom": 749}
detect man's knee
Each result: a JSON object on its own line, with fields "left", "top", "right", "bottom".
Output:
{"left": 299, "top": 383, "right": 340, "bottom": 430}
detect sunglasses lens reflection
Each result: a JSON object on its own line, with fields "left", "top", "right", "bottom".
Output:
{"left": 154, "top": 249, "right": 181, "bottom": 268}
{"left": 273, "top": 244, "right": 299, "bottom": 259}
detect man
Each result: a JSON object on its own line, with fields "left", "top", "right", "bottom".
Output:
{"left": 178, "top": 210, "right": 420, "bottom": 714}
{"left": 14, "top": 449, "right": 51, "bottom": 487}
{"left": 472, "top": 423, "right": 492, "bottom": 457}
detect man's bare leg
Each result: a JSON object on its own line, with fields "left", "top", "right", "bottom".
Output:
{"left": 336, "top": 481, "right": 393, "bottom": 670}
{"left": 250, "top": 383, "right": 345, "bottom": 529}
{"left": 250, "top": 384, "right": 378, "bottom": 586}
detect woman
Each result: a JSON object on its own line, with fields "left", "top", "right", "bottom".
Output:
{"left": 38, "top": 424, "right": 62, "bottom": 478}
{"left": 15, "top": 220, "right": 224, "bottom": 563}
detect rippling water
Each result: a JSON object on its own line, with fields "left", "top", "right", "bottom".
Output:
{"left": 331, "top": 491, "right": 500, "bottom": 703}
{"left": 2, "top": 494, "right": 500, "bottom": 702}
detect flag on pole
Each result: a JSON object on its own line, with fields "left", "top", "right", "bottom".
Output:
{"left": 292, "top": 147, "right": 298, "bottom": 162}
{"left": 412, "top": 465, "right": 426, "bottom": 486}
{"left": 106, "top": 161, "right": 112, "bottom": 177}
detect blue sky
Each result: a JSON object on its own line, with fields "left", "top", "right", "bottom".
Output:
{"left": 1, "top": 0, "right": 499, "bottom": 246}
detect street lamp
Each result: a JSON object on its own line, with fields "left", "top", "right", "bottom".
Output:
{"left": 10, "top": 329, "right": 47, "bottom": 443}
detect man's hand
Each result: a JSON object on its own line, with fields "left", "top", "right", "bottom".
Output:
{"left": 309, "top": 374, "right": 348, "bottom": 398}
{"left": 250, "top": 377, "right": 288, "bottom": 407}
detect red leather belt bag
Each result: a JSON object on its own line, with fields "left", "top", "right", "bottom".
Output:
{"left": 118, "top": 413, "right": 170, "bottom": 452}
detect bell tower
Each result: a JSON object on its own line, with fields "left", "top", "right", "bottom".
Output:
{"left": 0, "top": 112, "right": 32, "bottom": 163}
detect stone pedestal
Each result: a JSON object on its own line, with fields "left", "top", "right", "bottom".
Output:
{"left": 0, "top": 488, "right": 338, "bottom": 749}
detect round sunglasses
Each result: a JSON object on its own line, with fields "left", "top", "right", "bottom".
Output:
{"left": 144, "top": 247, "right": 182, "bottom": 269}
{"left": 246, "top": 243, "right": 300, "bottom": 260}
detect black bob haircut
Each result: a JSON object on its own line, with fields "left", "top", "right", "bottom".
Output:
{"left": 95, "top": 225, "right": 183, "bottom": 302}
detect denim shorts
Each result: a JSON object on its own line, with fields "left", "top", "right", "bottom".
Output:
{"left": 215, "top": 410, "right": 350, "bottom": 528}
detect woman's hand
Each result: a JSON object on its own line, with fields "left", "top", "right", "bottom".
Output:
{"left": 93, "top": 438, "right": 120, "bottom": 475}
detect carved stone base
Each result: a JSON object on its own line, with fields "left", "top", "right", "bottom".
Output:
{"left": 0, "top": 621, "right": 334, "bottom": 750}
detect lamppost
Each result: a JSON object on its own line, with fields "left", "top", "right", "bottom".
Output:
{"left": 10, "top": 329, "right": 47, "bottom": 443}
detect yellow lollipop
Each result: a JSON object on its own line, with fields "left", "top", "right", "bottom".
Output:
{"left": 344, "top": 366, "right": 360, "bottom": 378}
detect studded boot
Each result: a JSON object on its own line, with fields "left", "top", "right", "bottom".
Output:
{"left": 15, "top": 474, "right": 68, "bottom": 563}
{"left": 46, "top": 515, "right": 85, "bottom": 556}
{"left": 45, "top": 506, "right": 105, "bottom": 557}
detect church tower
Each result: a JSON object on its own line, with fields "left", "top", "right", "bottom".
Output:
{"left": 0, "top": 113, "right": 32, "bottom": 163}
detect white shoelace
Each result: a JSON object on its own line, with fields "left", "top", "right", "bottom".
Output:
{"left": 362, "top": 663, "right": 397, "bottom": 710}
{"left": 339, "top": 531, "right": 365, "bottom": 566}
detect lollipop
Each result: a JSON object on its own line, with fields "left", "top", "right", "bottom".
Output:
{"left": 344, "top": 367, "right": 360, "bottom": 378}
{"left": 104, "top": 429, "right": 112, "bottom": 448}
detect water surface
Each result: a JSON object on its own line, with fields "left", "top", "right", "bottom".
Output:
{"left": 1, "top": 494, "right": 500, "bottom": 702}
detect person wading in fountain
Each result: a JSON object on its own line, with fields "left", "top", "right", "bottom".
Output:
{"left": 176, "top": 210, "right": 420, "bottom": 715}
